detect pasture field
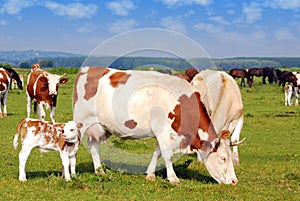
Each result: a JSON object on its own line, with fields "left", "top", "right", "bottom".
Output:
{"left": 0, "top": 68, "right": 299, "bottom": 201}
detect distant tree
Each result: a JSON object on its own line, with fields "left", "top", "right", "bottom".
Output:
{"left": 19, "top": 61, "right": 30, "bottom": 69}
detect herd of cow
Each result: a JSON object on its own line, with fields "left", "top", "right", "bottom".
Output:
{"left": 2, "top": 64, "right": 294, "bottom": 185}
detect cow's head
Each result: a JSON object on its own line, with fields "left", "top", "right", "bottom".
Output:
{"left": 43, "top": 72, "right": 68, "bottom": 96}
{"left": 195, "top": 130, "right": 238, "bottom": 185}
{"left": 62, "top": 121, "right": 80, "bottom": 143}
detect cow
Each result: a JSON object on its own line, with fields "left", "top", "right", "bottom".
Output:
{"left": 26, "top": 69, "right": 68, "bottom": 122}
{"left": 278, "top": 71, "right": 297, "bottom": 88}
{"left": 0, "top": 68, "right": 11, "bottom": 117}
{"left": 174, "top": 67, "right": 199, "bottom": 83}
{"left": 12, "top": 74, "right": 25, "bottom": 90}
{"left": 73, "top": 66, "right": 240, "bottom": 185}
{"left": 0, "top": 67, "right": 23, "bottom": 117}
{"left": 13, "top": 118, "right": 81, "bottom": 181}
{"left": 229, "top": 69, "right": 252, "bottom": 87}
{"left": 191, "top": 70, "right": 245, "bottom": 165}
{"left": 3, "top": 67, "right": 24, "bottom": 90}
{"left": 285, "top": 85, "right": 293, "bottom": 106}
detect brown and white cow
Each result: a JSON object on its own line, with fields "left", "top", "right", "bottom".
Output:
{"left": 0, "top": 68, "right": 11, "bottom": 117}
{"left": 191, "top": 70, "right": 245, "bottom": 165}
{"left": 13, "top": 118, "right": 81, "bottom": 181}
{"left": 26, "top": 69, "right": 68, "bottom": 122}
{"left": 73, "top": 66, "right": 239, "bottom": 185}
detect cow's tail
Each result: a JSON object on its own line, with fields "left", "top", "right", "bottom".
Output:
{"left": 13, "top": 118, "right": 27, "bottom": 149}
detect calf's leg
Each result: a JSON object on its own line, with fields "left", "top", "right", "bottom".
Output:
{"left": 18, "top": 146, "right": 33, "bottom": 181}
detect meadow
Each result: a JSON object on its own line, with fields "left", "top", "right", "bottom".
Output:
{"left": 0, "top": 68, "right": 299, "bottom": 201}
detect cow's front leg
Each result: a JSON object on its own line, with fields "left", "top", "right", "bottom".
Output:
{"left": 50, "top": 107, "right": 56, "bottom": 122}
{"left": 60, "top": 151, "right": 71, "bottom": 181}
{"left": 69, "top": 155, "right": 76, "bottom": 176}
{"left": 37, "top": 103, "right": 46, "bottom": 120}
{"left": 146, "top": 144, "right": 161, "bottom": 181}
{"left": 18, "top": 146, "right": 33, "bottom": 181}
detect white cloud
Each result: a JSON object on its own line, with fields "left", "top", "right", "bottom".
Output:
{"left": 44, "top": 2, "right": 97, "bottom": 19}
{"left": 274, "top": 29, "right": 296, "bottom": 40}
{"left": 107, "top": 19, "right": 138, "bottom": 33}
{"left": 160, "top": 16, "right": 186, "bottom": 34}
{"left": 209, "top": 16, "right": 229, "bottom": 26}
{"left": 159, "top": 0, "right": 213, "bottom": 7}
{"left": 106, "top": 0, "right": 136, "bottom": 16}
{"left": 0, "top": 0, "right": 35, "bottom": 15}
{"left": 265, "top": 0, "right": 300, "bottom": 10}
{"left": 242, "top": 2, "right": 263, "bottom": 24}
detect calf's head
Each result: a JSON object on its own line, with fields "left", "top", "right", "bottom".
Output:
{"left": 62, "top": 121, "right": 80, "bottom": 143}
{"left": 43, "top": 72, "right": 68, "bottom": 96}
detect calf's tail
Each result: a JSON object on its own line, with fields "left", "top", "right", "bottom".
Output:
{"left": 13, "top": 118, "right": 27, "bottom": 149}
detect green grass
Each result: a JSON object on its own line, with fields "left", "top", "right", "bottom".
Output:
{"left": 0, "top": 69, "right": 299, "bottom": 200}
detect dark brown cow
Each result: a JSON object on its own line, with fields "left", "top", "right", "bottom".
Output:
{"left": 229, "top": 69, "right": 253, "bottom": 87}
{"left": 174, "top": 67, "right": 199, "bottom": 83}
{"left": 26, "top": 69, "right": 68, "bottom": 122}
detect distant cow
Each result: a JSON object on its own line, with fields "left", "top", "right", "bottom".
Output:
{"left": 278, "top": 71, "right": 297, "bottom": 88}
{"left": 0, "top": 67, "right": 23, "bottom": 117}
{"left": 12, "top": 74, "right": 25, "bottom": 90}
{"left": 174, "top": 67, "right": 199, "bottom": 82}
{"left": 73, "top": 66, "right": 240, "bottom": 185}
{"left": 191, "top": 70, "right": 245, "bottom": 165}
{"left": 229, "top": 69, "right": 252, "bottom": 87}
{"left": 285, "top": 85, "right": 293, "bottom": 106}
{"left": 26, "top": 69, "right": 68, "bottom": 122}
{"left": 13, "top": 118, "right": 81, "bottom": 181}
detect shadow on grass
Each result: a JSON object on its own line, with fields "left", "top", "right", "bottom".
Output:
{"left": 76, "top": 159, "right": 216, "bottom": 184}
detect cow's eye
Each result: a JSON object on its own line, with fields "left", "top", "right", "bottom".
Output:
{"left": 220, "top": 156, "right": 226, "bottom": 162}
{"left": 70, "top": 129, "right": 74, "bottom": 132}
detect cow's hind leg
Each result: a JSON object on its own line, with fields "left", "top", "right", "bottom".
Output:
{"left": 146, "top": 144, "right": 161, "bottom": 181}
{"left": 86, "top": 124, "right": 107, "bottom": 176}
{"left": 18, "top": 146, "right": 34, "bottom": 181}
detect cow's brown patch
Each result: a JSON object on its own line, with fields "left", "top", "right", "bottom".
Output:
{"left": 124, "top": 119, "right": 137, "bottom": 129}
{"left": 109, "top": 72, "right": 131, "bottom": 88}
{"left": 168, "top": 92, "right": 217, "bottom": 150}
{"left": 84, "top": 67, "right": 110, "bottom": 100}
{"left": 0, "top": 69, "right": 9, "bottom": 91}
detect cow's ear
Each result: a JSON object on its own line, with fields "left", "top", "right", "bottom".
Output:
{"left": 60, "top": 78, "right": 68, "bottom": 84}
{"left": 219, "top": 130, "right": 231, "bottom": 140}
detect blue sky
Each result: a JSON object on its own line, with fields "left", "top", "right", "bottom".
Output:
{"left": 1, "top": 0, "right": 300, "bottom": 58}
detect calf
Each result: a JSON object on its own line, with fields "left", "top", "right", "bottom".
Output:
{"left": 13, "top": 118, "right": 81, "bottom": 181}
{"left": 284, "top": 85, "right": 299, "bottom": 106}
{"left": 26, "top": 69, "right": 68, "bottom": 122}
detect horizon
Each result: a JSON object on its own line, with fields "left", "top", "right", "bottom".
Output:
{"left": 1, "top": 1, "right": 300, "bottom": 58}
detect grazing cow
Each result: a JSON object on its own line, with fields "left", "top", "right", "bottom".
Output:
{"left": 26, "top": 69, "right": 68, "bottom": 122}
{"left": 248, "top": 68, "right": 263, "bottom": 81}
{"left": 278, "top": 71, "right": 298, "bottom": 88}
{"left": 174, "top": 67, "right": 199, "bottom": 83}
{"left": 191, "top": 70, "right": 245, "bottom": 165}
{"left": 0, "top": 68, "right": 11, "bottom": 117}
{"left": 0, "top": 67, "right": 23, "bottom": 117}
{"left": 12, "top": 74, "right": 25, "bottom": 90}
{"left": 229, "top": 69, "right": 252, "bottom": 87}
{"left": 73, "top": 66, "right": 240, "bottom": 185}
{"left": 262, "top": 67, "right": 277, "bottom": 84}
{"left": 13, "top": 118, "right": 81, "bottom": 181}
{"left": 3, "top": 67, "right": 24, "bottom": 90}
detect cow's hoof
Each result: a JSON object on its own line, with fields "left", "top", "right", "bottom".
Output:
{"left": 145, "top": 174, "right": 156, "bottom": 181}
{"left": 169, "top": 179, "right": 181, "bottom": 185}
{"left": 0, "top": 114, "right": 3, "bottom": 118}
{"left": 95, "top": 168, "right": 106, "bottom": 176}
{"left": 3, "top": 113, "right": 7, "bottom": 117}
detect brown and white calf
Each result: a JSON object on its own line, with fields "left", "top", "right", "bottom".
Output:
{"left": 26, "top": 69, "right": 68, "bottom": 122}
{"left": 13, "top": 118, "right": 81, "bottom": 181}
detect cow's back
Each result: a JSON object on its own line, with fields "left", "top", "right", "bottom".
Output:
{"left": 27, "top": 70, "right": 49, "bottom": 101}
{"left": 73, "top": 67, "right": 198, "bottom": 138}
{"left": 192, "top": 70, "right": 243, "bottom": 133}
